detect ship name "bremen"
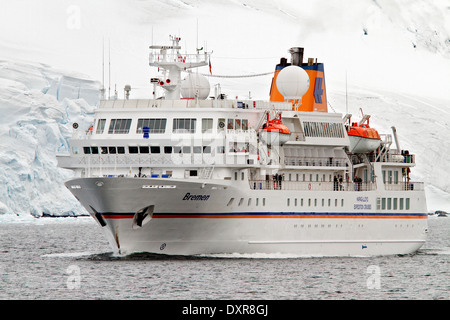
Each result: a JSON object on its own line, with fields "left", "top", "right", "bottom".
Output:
{"left": 182, "top": 193, "right": 211, "bottom": 201}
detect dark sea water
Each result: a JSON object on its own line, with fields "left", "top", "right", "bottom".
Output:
{"left": 0, "top": 215, "right": 448, "bottom": 303}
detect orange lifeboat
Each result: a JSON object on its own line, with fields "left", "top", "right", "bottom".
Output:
{"left": 347, "top": 121, "right": 381, "bottom": 153}
{"left": 260, "top": 115, "right": 291, "bottom": 146}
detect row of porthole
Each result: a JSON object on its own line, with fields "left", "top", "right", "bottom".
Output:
{"left": 227, "top": 197, "right": 346, "bottom": 207}
{"left": 294, "top": 224, "right": 344, "bottom": 228}
{"left": 288, "top": 198, "right": 345, "bottom": 208}
{"left": 227, "top": 197, "right": 266, "bottom": 206}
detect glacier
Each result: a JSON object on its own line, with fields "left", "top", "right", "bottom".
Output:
{"left": 0, "top": 0, "right": 449, "bottom": 216}
{"left": 0, "top": 60, "right": 99, "bottom": 216}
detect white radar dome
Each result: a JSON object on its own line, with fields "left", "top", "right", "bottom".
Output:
{"left": 276, "top": 65, "right": 310, "bottom": 100}
{"left": 181, "top": 73, "right": 210, "bottom": 100}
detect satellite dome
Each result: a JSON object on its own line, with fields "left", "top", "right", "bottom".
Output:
{"left": 276, "top": 66, "right": 310, "bottom": 100}
{"left": 181, "top": 73, "right": 210, "bottom": 100}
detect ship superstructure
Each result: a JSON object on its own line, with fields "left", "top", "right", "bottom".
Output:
{"left": 57, "top": 36, "right": 427, "bottom": 256}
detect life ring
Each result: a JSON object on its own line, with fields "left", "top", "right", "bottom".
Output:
{"left": 308, "top": 183, "right": 311, "bottom": 190}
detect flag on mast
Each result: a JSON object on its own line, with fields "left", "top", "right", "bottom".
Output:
{"left": 209, "top": 58, "right": 212, "bottom": 75}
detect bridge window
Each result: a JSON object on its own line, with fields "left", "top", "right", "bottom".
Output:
{"left": 202, "top": 118, "right": 213, "bottom": 133}
{"left": 136, "top": 118, "right": 167, "bottom": 134}
{"left": 96, "top": 119, "right": 106, "bottom": 134}
{"left": 173, "top": 118, "right": 196, "bottom": 133}
{"left": 109, "top": 119, "right": 132, "bottom": 134}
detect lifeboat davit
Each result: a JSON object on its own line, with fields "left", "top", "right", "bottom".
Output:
{"left": 347, "top": 122, "right": 381, "bottom": 153}
{"left": 259, "top": 115, "right": 291, "bottom": 146}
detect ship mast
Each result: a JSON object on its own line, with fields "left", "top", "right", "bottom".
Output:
{"left": 149, "top": 35, "right": 210, "bottom": 100}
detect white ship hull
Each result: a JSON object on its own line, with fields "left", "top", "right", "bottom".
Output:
{"left": 66, "top": 177, "right": 428, "bottom": 257}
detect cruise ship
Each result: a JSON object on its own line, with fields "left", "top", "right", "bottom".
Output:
{"left": 57, "top": 36, "right": 428, "bottom": 256}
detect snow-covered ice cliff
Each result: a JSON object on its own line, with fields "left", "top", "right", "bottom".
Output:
{"left": 0, "top": 60, "right": 99, "bottom": 216}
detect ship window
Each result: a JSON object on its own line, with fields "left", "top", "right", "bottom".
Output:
{"left": 193, "top": 146, "right": 202, "bottom": 154}
{"left": 101, "top": 147, "right": 108, "bottom": 154}
{"left": 248, "top": 198, "right": 252, "bottom": 206}
{"left": 308, "top": 199, "right": 311, "bottom": 207}
{"left": 229, "top": 142, "right": 249, "bottom": 153}
{"left": 164, "top": 146, "right": 172, "bottom": 154}
{"left": 173, "top": 118, "right": 196, "bottom": 133}
{"left": 117, "top": 147, "right": 125, "bottom": 154}
{"left": 91, "top": 147, "right": 99, "bottom": 154}
{"left": 183, "top": 146, "right": 191, "bottom": 153}
{"left": 328, "top": 199, "right": 331, "bottom": 207}
{"left": 387, "top": 198, "right": 392, "bottom": 210}
{"left": 234, "top": 119, "right": 241, "bottom": 130}
{"left": 129, "top": 146, "right": 138, "bottom": 154}
{"left": 399, "top": 198, "right": 404, "bottom": 210}
{"left": 322, "top": 199, "right": 325, "bottom": 207}
{"left": 109, "top": 119, "right": 132, "bottom": 134}
{"left": 83, "top": 147, "right": 91, "bottom": 154}
{"left": 381, "top": 198, "right": 386, "bottom": 210}
{"left": 96, "top": 119, "right": 106, "bottom": 134}
{"left": 388, "top": 171, "right": 392, "bottom": 184}
{"left": 238, "top": 198, "right": 244, "bottom": 206}
{"left": 301, "top": 199, "right": 304, "bottom": 206}
{"left": 394, "top": 171, "right": 399, "bottom": 184}
{"left": 217, "top": 146, "right": 225, "bottom": 154}
{"left": 287, "top": 198, "right": 290, "bottom": 206}
{"left": 314, "top": 199, "right": 317, "bottom": 206}
{"left": 406, "top": 198, "right": 410, "bottom": 210}
{"left": 393, "top": 198, "right": 398, "bottom": 210}
{"left": 303, "top": 121, "right": 345, "bottom": 138}
{"left": 241, "top": 172, "right": 245, "bottom": 180}
{"left": 151, "top": 146, "right": 161, "bottom": 154}
{"left": 189, "top": 170, "right": 198, "bottom": 177}
{"left": 139, "top": 146, "right": 149, "bottom": 154}
{"left": 203, "top": 146, "right": 211, "bottom": 153}
{"left": 174, "top": 146, "right": 182, "bottom": 154}
{"left": 227, "top": 198, "right": 234, "bottom": 206}
{"left": 202, "top": 118, "right": 213, "bottom": 133}
{"left": 294, "top": 198, "right": 297, "bottom": 206}
{"left": 227, "top": 119, "right": 234, "bottom": 129}
{"left": 242, "top": 119, "right": 248, "bottom": 131}
{"left": 109, "top": 147, "right": 117, "bottom": 154}
{"left": 137, "top": 118, "right": 167, "bottom": 134}
{"left": 256, "top": 198, "right": 259, "bottom": 206}
{"left": 341, "top": 199, "right": 344, "bottom": 207}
